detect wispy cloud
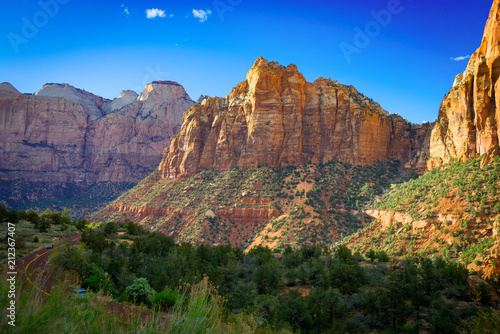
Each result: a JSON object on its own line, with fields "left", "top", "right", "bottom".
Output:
{"left": 450, "top": 55, "right": 471, "bottom": 61}
{"left": 146, "top": 8, "right": 167, "bottom": 19}
{"left": 192, "top": 9, "right": 212, "bottom": 22}
{"left": 121, "top": 4, "right": 130, "bottom": 17}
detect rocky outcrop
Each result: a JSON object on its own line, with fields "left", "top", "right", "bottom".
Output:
{"left": 0, "top": 81, "right": 194, "bottom": 208}
{"left": 215, "top": 207, "right": 280, "bottom": 224}
{"left": 429, "top": 0, "right": 500, "bottom": 168}
{"left": 365, "top": 210, "right": 432, "bottom": 233}
{"left": 159, "top": 57, "right": 432, "bottom": 178}
{"left": 196, "top": 95, "right": 211, "bottom": 104}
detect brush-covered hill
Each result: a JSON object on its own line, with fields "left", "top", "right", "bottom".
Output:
{"left": 95, "top": 159, "right": 416, "bottom": 250}
{"left": 348, "top": 155, "right": 500, "bottom": 278}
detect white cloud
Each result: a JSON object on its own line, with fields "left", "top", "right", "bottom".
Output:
{"left": 450, "top": 55, "right": 471, "bottom": 61}
{"left": 169, "top": 14, "right": 174, "bottom": 18}
{"left": 146, "top": 8, "right": 167, "bottom": 19}
{"left": 121, "top": 4, "right": 130, "bottom": 17}
{"left": 192, "top": 9, "right": 212, "bottom": 22}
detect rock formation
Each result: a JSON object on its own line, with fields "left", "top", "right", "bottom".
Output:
{"left": 0, "top": 81, "right": 194, "bottom": 209}
{"left": 196, "top": 95, "right": 211, "bottom": 104}
{"left": 429, "top": 0, "right": 500, "bottom": 168}
{"left": 159, "top": 57, "right": 432, "bottom": 178}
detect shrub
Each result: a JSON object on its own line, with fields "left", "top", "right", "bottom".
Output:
{"left": 124, "top": 278, "right": 156, "bottom": 306}
{"left": 153, "top": 286, "right": 182, "bottom": 311}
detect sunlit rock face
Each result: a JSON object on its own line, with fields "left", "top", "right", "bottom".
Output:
{"left": 160, "top": 57, "right": 431, "bottom": 178}
{"left": 429, "top": 0, "right": 500, "bottom": 168}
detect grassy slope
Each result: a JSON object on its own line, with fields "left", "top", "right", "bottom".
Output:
{"left": 95, "top": 159, "right": 412, "bottom": 250}
{"left": 347, "top": 156, "right": 500, "bottom": 277}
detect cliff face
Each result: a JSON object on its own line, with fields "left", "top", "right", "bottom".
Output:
{"left": 0, "top": 81, "right": 194, "bottom": 210}
{"left": 160, "top": 57, "right": 431, "bottom": 178}
{"left": 429, "top": 0, "right": 500, "bottom": 168}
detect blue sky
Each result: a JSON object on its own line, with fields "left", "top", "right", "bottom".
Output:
{"left": 0, "top": 0, "right": 493, "bottom": 124}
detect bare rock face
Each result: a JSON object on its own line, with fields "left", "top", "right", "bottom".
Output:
{"left": 35, "top": 83, "right": 109, "bottom": 121}
{"left": 429, "top": 0, "right": 500, "bottom": 168}
{"left": 102, "top": 90, "right": 138, "bottom": 114}
{"left": 160, "top": 57, "right": 431, "bottom": 178}
{"left": 0, "top": 81, "right": 194, "bottom": 208}
{"left": 85, "top": 82, "right": 194, "bottom": 183}
{"left": 197, "top": 95, "right": 211, "bottom": 104}
{"left": 0, "top": 82, "right": 20, "bottom": 94}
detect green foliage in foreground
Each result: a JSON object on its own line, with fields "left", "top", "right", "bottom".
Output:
{"left": 0, "top": 272, "right": 257, "bottom": 334}
{"left": 47, "top": 224, "right": 498, "bottom": 333}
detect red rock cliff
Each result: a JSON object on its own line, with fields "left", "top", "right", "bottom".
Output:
{"left": 159, "top": 57, "right": 431, "bottom": 178}
{"left": 0, "top": 81, "right": 194, "bottom": 184}
{"left": 429, "top": 0, "right": 500, "bottom": 168}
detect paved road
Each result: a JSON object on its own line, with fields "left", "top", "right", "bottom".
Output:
{"left": 18, "top": 234, "right": 169, "bottom": 330}
{"left": 19, "top": 235, "right": 81, "bottom": 295}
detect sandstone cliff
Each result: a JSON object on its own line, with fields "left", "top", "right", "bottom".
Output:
{"left": 0, "top": 81, "right": 194, "bottom": 210}
{"left": 159, "top": 57, "right": 431, "bottom": 178}
{"left": 429, "top": 0, "right": 500, "bottom": 168}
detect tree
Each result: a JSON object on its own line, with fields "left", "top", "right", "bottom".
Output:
{"left": 76, "top": 217, "right": 88, "bottom": 231}
{"left": 254, "top": 260, "right": 282, "bottom": 294}
{"left": 124, "top": 278, "right": 155, "bottom": 305}
{"left": 104, "top": 221, "right": 119, "bottom": 236}
{"left": 335, "top": 245, "right": 353, "bottom": 263}
{"left": 38, "top": 216, "right": 51, "bottom": 233}
{"left": 26, "top": 210, "right": 40, "bottom": 228}
{"left": 365, "top": 249, "right": 377, "bottom": 262}
{"left": 277, "top": 289, "right": 312, "bottom": 332}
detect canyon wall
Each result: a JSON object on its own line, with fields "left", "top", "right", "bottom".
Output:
{"left": 0, "top": 81, "right": 194, "bottom": 210}
{"left": 160, "top": 57, "right": 432, "bottom": 178}
{"left": 429, "top": 0, "right": 500, "bottom": 168}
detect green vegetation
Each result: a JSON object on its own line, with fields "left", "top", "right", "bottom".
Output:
{"left": 0, "top": 207, "right": 80, "bottom": 261}
{"left": 0, "top": 271, "right": 256, "bottom": 333}
{"left": 43, "top": 222, "right": 491, "bottom": 333}
{"left": 0, "top": 180, "right": 135, "bottom": 218}
{"left": 373, "top": 156, "right": 500, "bottom": 220}
{"left": 101, "top": 159, "right": 410, "bottom": 249}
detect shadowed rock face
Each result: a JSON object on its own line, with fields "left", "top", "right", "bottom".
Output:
{"left": 159, "top": 57, "right": 432, "bottom": 178}
{"left": 0, "top": 81, "right": 194, "bottom": 187}
{"left": 429, "top": 0, "right": 500, "bottom": 168}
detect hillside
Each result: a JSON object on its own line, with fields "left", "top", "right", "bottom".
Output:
{"left": 95, "top": 159, "right": 414, "bottom": 250}
{"left": 347, "top": 155, "right": 500, "bottom": 278}
{"left": 347, "top": 0, "right": 500, "bottom": 279}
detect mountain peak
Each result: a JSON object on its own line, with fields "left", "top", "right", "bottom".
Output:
{"left": 250, "top": 57, "right": 299, "bottom": 73}
{"left": 0, "top": 82, "right": 20, "bottom": 94}
{"left": 35, "top": 83, "right": 109, "bottom": 120}
{"left": 160, "top": 58, "right": 431, "bottom": 178}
